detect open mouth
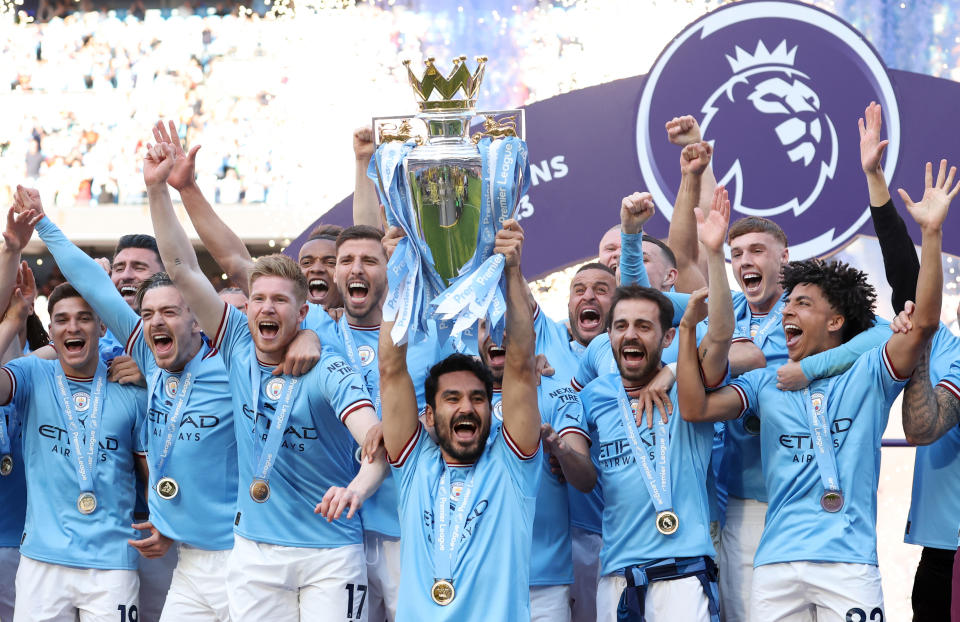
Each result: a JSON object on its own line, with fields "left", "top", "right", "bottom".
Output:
{"left": 119, "top": 285, "right": 137, "bottom": 298}
{"left": 347, "top": 280, "right": 369, "bottom": 304}
{"left": 578, "top": 307, "right": 602, "bottom": 331}
{"left": 741, "top": 271, "right": 762, "bottom": 295}
{"left": 152, "top": 334, "right": 174, "bottom": 355}
{"left": 258, "top": 321, "right": 279, "bottom": 339}
{"left": 620, "top": 344, "right": 646, "bottom": 365}
{"left": 309, "top": 278, "right": 329, "bottom": 299}
{"left": 783, "top": 322, "right": 803, "bottom": 348}
{"left": 64, "top": 338, "right": 85, "bottom": 354}
{"left": 486, "top": 345, "right": 506, "bottom": 366}
{"left": 452, "top": 416, "right": 479, "bottom": 442}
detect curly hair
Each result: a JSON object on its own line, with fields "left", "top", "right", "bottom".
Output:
{"left": 780, "top": 259, "right": 877, "bottom": 342}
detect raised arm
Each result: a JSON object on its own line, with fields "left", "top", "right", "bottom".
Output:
{"left": 152, "top": 121, "right": 254, "bottom": 293}
{"left": 666, "top": 116, "right": 719, "bottom": 223}
{"left": 695, "top": 186, "right": 734, "bottom": 385}
{"left": 2, "top": 187, "right": 43, "bottom": 316}
{"left": 618, "top": 192, "right": 654, "bottom": 287}
{"left": 0, "top": 284, "right": 35, "bottom": 405}
{"left": 902, "top": 342, "right": 960, "bottom": 445}
{"left": 378, "top": 320, "right": 419, "bottom": 460}
{"left": 860, "top": 101, "right": 918, "bottom": 313}
{"left": 884, "top": 159, "right": 957, "bottom": 374}
{"left": 667, "top": 141, "right": 711, "bottom": 292}
{"left": 144, "top": 142, "right": 225, "bottom": 337}
{"left": 21, "top": 195, "right": 140, "bottom": 343}
{"left": 498, "top": 220, "right": 540, "bottom": 456}
{"left": 676, "top": 288, "right": 743, "bottom": 423}
{"left": 352, "top": 127, "right": 380, "bottom": 228}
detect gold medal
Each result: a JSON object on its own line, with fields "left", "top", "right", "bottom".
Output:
{"left": 0, "top": 454, "right": 12, "bottom": 476}
{"left": 820, "top": 490, "right": 844, "bottom": 513}
{"left": 656, "top": 510, "right": 679, "bottom": 535}
{"left": 77, "top": 492, "right": 97, "bottom": 515}
{"left": 249, "top": 479, "right": 270, "bottom": 503}
{"left": 155, "top": 477, "right": 179, "bottom": 500}
{"left": 431, "top": 579, "right": 455, "bottom": 606}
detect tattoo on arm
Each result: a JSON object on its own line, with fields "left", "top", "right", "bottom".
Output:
{"left": 174, "top": 258, "right": 182, "bottom": 266}
{"left": 903, "top": 344, "right": 960, "bottom": 444}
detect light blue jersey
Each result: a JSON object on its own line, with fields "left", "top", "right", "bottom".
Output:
{"left": 0, "top": 403, "right": 26, "bottom": 547}
{"left": 302, "top": 302, "right": 347, "bottom": 358}
{"left": 390, "top": 422, "right": 541, "bottom": 621}
{"left": 37, "top": 215, "right": 239, "bottom": 550}
{"left": 3, "top": 357, "right": 146, "bottom": 569}
{"left": 581, "top": 373, "right": 715, "bottom": 576}
{"left": 533, "top": 306, "right": 583, "bottom": 389}
{"left": 212, "top": 304, "right": 373, "bottom": 548}
{"left": 489, "top": 378, "right": 589, "bottom": 586}
{"left": 729, "top": 344, "right": 906, "bottom": 567}
{"left": 905, "top": 325, "right": 960, "bottom": 550}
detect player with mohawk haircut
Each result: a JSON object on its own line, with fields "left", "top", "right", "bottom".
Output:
{"left": 676, "top": 158, "right": 956, "bottom": 619}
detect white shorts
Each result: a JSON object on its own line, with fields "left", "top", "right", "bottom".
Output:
{"left": 13, "top": 556, "right": 139, "bottom": 622}
{"left": 226, "top": 534, "right": 366, "bottom": 621}
{"left": 531, "top": 584, "right": 571, "bottom": 622}
{"left": 159, "top": 545, "right": 231, "bottom": 622}
{"left": 363, "top": 532, "right": 400, "bottom": 622}
{"left": 570, "top": 527, "right": 602, "bottom": 622}
{"left": 139, "top": 545, "right": 177, "bottom": 622}
{"left": 0, "top": 547, "right": 20, "bottom": 621}
{"left": 596, "top": 573, "right": 711, "bottom": 622}
{"left": 718, "top": 497, "right": 766, "bottom": 622}
{"left": 751, "top": 561, "right": 884, "bottom": 621}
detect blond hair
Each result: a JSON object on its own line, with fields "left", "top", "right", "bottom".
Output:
{"left": 248, "top": 254, "right": 309, "bottom": 303}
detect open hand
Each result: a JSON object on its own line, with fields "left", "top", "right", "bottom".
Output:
{"left": 695, "top": 185, "right": 730, "bottom": 253}
{"left": 898, "top": 159, "right": 960, "bottom": 232}
{"left": 858, "top": 101, "right": 888, "bottom": 176}
{"left": 153, "top": 120, "right": 200, "bottom": 192}
{"left": 316, "top": 486, "right": 363, "bottom": 521}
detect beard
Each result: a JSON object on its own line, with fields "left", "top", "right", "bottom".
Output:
{"left": 433, "top": 416, "right": 490, "bottom": 463}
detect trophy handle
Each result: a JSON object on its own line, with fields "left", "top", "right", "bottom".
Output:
{"left": 472, "top": 109, "right": 526, "bottom": 142}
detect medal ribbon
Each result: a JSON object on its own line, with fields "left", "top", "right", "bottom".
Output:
{"left": 616, "top": 384, "right": 673, "bottom": 515}
{"left": 248, "top": 360, "right": 300, "bottom": 482}
{"left": 53, "top": 363, "right": 107, "bottom": 494}
{"left": 338, "top": 316, "right": 381, "bottom": 416}
{"left": 147, "top": 352, "right": 200, "bottom": 480}
{"left": 433, "top": 465, "right": 476, "bottom": 582}
{"left": 802, "top": 379, "right": 842, "bottom": 496}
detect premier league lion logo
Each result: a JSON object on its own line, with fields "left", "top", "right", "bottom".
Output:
{"left": 701, "top": 40, "right": 838, "bottom": 218}
{"left": 636, "top": 0, "right": 900, "bottom": 259}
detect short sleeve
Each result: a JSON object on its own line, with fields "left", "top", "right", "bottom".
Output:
{"left": 543, "top": 381, "right": 588, "bottom": 442}
{"left": 727, "top": 368, "right": 764, "bottom": 418}
{"left": 571, "top": 347, "right": 599, "bottom": 392}
{"left": 936, "top": 356, "right": 960, "bottom": 402}
{"left": 209, "top": 303, "right": 247, "bottom": 367}
{"left": 492, "top": 424, "right": 542, "bottom": 499}
{"left": 316, "top": 350, "right": 374, "bottom": 424}
{"left": 2, "top": 357, "right": 38, "bottom": 409}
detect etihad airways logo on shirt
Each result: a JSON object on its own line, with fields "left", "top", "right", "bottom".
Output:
{"left": 241, "top": 402, "right": 317, "bottom": 453}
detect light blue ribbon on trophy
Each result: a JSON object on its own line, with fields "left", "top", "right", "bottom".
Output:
{"left": 616, "top": 385, "right": 679, "bottom": 534}
{"left": 431, "top": 136, "right": 529, "bottom": 345}
{"left": 147, "top": 354, "right": 199, "bottom": 483}
{"left": 248, "top": 360, "right": 300, "bottom": 485}
{"left": 54, "top": 363, "right": 107, "bottom": 507}
{"left": 370, "top": 142, "right": 447, "bottom": 345}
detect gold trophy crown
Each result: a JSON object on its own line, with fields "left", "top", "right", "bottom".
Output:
{"left": 403, "top": 56, "right": 488, "bottom": 111}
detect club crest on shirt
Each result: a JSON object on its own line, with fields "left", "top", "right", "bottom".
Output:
{"left": 358, "top": 345, "right": 376, "bottom": 366}
{"left": 265, "top": 378, "right": 285, "bottom": 401}
{"left": 750, "top": 323, "right": 759, "bottom": 339}
{"left": 630, "top": 399, "right": 639, "bottom": 419}
{"left": 811, "top": 391, "right": 826, "bottom": 415}
{"left": 493, "top": 400, "right": 503, "bottom": 422}
{"left": 73, "top": 391, "right": 91, "bottom": 412}
{"left": 450, "top": 481, "right": 464, "bottom": 502}
{"left": 164, "top": 375, "right": 179, "bottom": 399}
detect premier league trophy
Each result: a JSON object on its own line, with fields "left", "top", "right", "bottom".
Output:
{"left": 370, "top": 56, "right": 530, "bottom": 345}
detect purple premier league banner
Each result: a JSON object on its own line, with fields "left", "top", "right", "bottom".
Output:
{"left": 290, "top": 0, "right": 960, "bottom": 279}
